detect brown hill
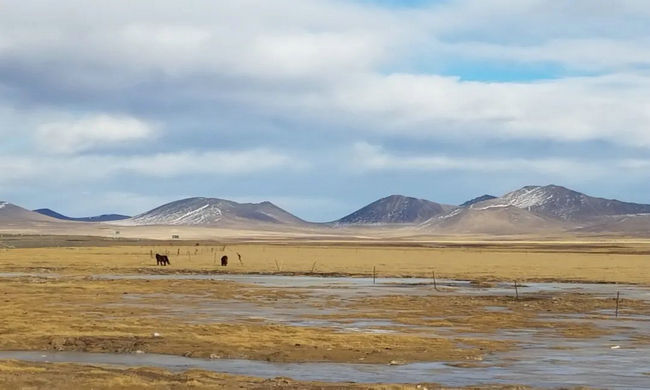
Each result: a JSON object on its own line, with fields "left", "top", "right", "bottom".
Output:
{"left": 422, "top": 205, "right": 568, "bottom": 235}
{"left": 0, "top": 202, "right": 61, "bottom": 226}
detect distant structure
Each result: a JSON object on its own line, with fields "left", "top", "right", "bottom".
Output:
{"left": 171, "top": 234, "right": 180, "bottom": 239}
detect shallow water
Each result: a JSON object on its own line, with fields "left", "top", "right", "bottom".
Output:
{"left": 1, "top": 347, "right": 649, "bottom": 388}
{"left": 4, "top": 272, "right": 650, "bottom": 387}
{"left": 0, "top": 272, "right": 59, "bottom": 279}
{"left": 91, "top": 273, "right": 650, "bottom": 301}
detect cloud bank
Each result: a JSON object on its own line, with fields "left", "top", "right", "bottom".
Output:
{"left": 1, "top": 0, "right": 649, "bottom": 219}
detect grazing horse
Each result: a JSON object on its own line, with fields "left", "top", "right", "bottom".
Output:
{"left": 156, "top": 253, "right": 171, "bottom": 266}
{"left": 221, "top": 255, "right": 228, "bottom": 267}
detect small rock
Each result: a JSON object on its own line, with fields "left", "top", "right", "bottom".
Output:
{"left": 152, "top": 332, "right": 161, "bottom": 338}
{"left": 135, "top": 350, "right": 144, "bottom": 354}
{"left": 209, "top": 354, "right": 220, "bottom": 360}
{"left": 611, "top": 345, "right": 621, "bottom": 349}
{"left": 388, "top": 360, "right": 404, "bottom": 366}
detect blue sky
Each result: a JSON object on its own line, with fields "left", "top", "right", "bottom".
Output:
{"left": 1, "top": 0, "right": 650, "bottom": 221}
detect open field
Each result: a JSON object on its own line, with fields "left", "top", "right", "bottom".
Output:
{"left": 1, "top": 235, "right": 650, "bottom": 283}
{"left": 1, "top": 235, "right": 650, "bottom": 388}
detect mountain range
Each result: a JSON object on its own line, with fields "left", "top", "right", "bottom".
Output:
{"left": 2, "top": 185, "right": 650, "bottom": 235}
{"left": 34, "top": 209, "right": 130, "bottom": 222}
{"left": 469, "top": 185, "right": 650, "bottom": 221}
{"left": 0, "top": 201, "right": 59, "bottom": 225}
{"left": 122, "top": 197, "right": 307, "bottom": 227}
{"left": 335, "top": 195, "right": 452, "bottom": 224}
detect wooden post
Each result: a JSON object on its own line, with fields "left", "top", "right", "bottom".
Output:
{"left": 616, "top": 291, "right": 620, "bottom": 318}
{"left": 432, "top": 271, "right": 438, "bottom": 291}
{"left": 514, "top": 281, "right": 519, "bottom": 300}
{"left": 373, "top": 266, "right": 376, "bottom": 285}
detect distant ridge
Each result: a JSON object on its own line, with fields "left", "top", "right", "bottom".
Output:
{"left": 0, "top": 202, "right": 61, "bottom": 224}
{"left": 2, "top": 184, "right": 650, "bottom": 235}
{"left": 422, "top": 204, "right": 566, "bottom": 235}
{"left": 34, "top": 208, "right": 130, "bottom": 222}
{"left": 336, "top": 195, "right": 448, "bottom": 224}
{"left": 470, "top": 185, "right": 650, "bottom": 221}
{"left": 460, "top": 194, "right": 497, "bottom": 208}
{"left": 124, "top": 197, "right": 306, "bottom": 226}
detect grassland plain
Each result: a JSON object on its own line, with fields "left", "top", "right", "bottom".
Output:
{"left": 1, "top": 235, "right": 649, "bottom": 389}
{"left": 1, "top": 236, "right": 650, "bottom": 283}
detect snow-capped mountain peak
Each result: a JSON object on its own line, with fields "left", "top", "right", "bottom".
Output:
{"left": 471, "top": 185, "right": 650, "bottom": 221}
{"left": 123, "top": 197, "right": 305, "bottom": 226}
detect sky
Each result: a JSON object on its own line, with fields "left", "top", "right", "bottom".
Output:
{"left": 1, "top": 0, "right": 650, "bottom": 222}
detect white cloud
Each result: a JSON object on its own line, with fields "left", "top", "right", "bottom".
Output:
{"left": 306, "top": 73, "right": 650, "bottom": 147}
{"left": 123, "top": 149, "right": 304, "bottom": 177}
{"left": 3, "top": 0, "right": 650, "bottom": 149}
{"left": 35, "top": 115, "right": 155, "bottom": 154}
{"left": 0, "top": 149, "right": 303, "bottom": 184}
{"left": 351, "top": 142, "right": 645, "bottom": 178}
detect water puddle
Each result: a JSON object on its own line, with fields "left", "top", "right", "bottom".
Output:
{"left": 1, "top": 348, "right": 648, "bottom": 388}
{"left": 0, "top": 272, "right": 60, "bottom": 279}
{"left": 91, "top": 273, "right": 650, "bottom": 301}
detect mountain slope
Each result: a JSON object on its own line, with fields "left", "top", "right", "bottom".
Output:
{"left": 573, "top": 214, "right": 650, "bottom": 235}
{"left": 423, "top": 204, "right": 567, "bottom": 235}
{"left": 125, "top": 197, "right": 306, "bottom": 226}
{"left": 0, "top": 202, "right": 62, "bottom": 225}
{"left": 471, "top": 185, "right": 650, "bottom": 221}
{"left": 460, "top": 194, "right": 497, "bottom": 208}
{"left": 34, "top": 208, "right": 130, "bottom": 222}
{"left": 336, "top": 195, "right": 448, "bottom": 224}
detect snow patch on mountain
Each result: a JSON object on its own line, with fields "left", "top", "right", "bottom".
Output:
{"left": 121, "top": 197, "right": 305, "bottom": 226}
{"left": 471, "top": 185, "right": 650, "bottom": 221}
{"left": 472, "top": 204, "right": 511, "bottom": 211}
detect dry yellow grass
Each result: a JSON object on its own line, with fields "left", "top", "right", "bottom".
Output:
{"left": 1, "top": 237, "right": 649, "bottom": 389}
{"left": 1, "top": 240, "right": 650, "bottom": 283}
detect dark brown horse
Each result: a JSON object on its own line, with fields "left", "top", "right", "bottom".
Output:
{"left": 221, "top": 255, "right": 228, "bottom": 267}
{"left": 156, "top": 253, "right": 171, "bottom": 266}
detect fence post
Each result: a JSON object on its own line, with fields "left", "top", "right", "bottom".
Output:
{"left": 514, "top": 281, "right": 519, "bottom": 300}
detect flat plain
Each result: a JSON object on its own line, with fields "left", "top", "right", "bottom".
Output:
{"left": 1, "top": 235, "right": 649, "bottom": 389}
